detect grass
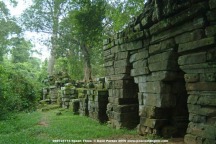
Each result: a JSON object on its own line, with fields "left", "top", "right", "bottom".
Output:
{"left": 0, "top": 108, "right": 138, "bottom": 144}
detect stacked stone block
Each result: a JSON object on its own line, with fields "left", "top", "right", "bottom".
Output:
{"left": 77, "top": 88, "right": 88, "bottom": 116}
{"left": 178, "top": 1, "right": 216, "bottom": 143}
{"left": 61, "top": 83, "right": 78, "bottom": 108}
{"left": 104, "top": 34, "right": 139, "bottom": 129}
{"left": 88, "top": 90, "right": 108, "bottom": 123}
{"left": 103, "top": 0, "right": 216, "bottom": 142}
{"left": 49, "top": 86, "right": 58, "bottom": 104}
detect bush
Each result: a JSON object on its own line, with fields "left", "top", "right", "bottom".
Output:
{"left": 0, "top": 62, "right": 42, "bottom": 119}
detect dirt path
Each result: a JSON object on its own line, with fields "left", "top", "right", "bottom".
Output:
{"left": 37, "top": 111, "right": 49, "bottom": 127}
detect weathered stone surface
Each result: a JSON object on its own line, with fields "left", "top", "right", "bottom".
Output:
{"left": 132, "top": 60, "right": 148, "bottom": 69}
{"left": 138, "top": 81, "right": 171, "bottom": 94}
{"left": 129, "top": 49, "right": 148, "bottom": 63}
{"left": 189, "top": 114, "right": 206, "bottom": 123}
{"left": 188, "top": 94, "right": 216, "bottom": 106}
{"left": 113, "top": 104, "right": 139, "bottom": 113}
{"left": 178, "top": 37, "right": 215, "bottom": 53}
{"left": 104, "top": 54, "right": 115, "bottom": 62}
{"left": 114, "top": 59, "right": 129, "bottom": 68}
{"left": 148, "top": 51, "right": 177, "bottom": 64}
{"left": 131, "top": 67, "right": 150, "bottom": 77}
{"left": 105, "top": 66, "right": 114, "bottom": 75}
{"left": 136, "top": 71, "right": 177, "bottom": 82}
{"left": 140, "top": 117, "right": 168, "bottom": 129}
{"left": 201, "top": 73, "right": 216, "bottom": 82}
{"left": 115, "top": 51, "right": 129, "bottom": 60}
{"left": 114, "top": 66, "right": 131, "bottom": 74}
{"left": 142, "top": 93, "right": 175, "bottom": 108}
{"left": 184, "top": 74, "right": 200, "bottom": 83}
{"left": 104, "top": 61, "right": 113, "bottom": 67}
{"left": 175, "top": 29, "right": 205, "bottom": 44}
{"left": 107, "top": 74, "right": 132, "bottom": 81}
{"left": 120, "top": 40, "right": 143, "bottom": 51}
{"left": 103, "top": 49, "right": 111, "bottom": 57}
{"left": 139, "top": 106, "right": 170, "bottom": 119}
{"left": 205, "top": 25, "right": 216, "bottom": 37}
{"left": 151, "top": 17, "right": 205, "bottom": 43}
{"left": 184, "top": 134, "right": 198, "bottom": 144}
{"left": 179, "top": 52, "right": 206, "bottom": 65}
{"left": 186, "top": 82, "right": 216, "bottom": 91}
{"left": 187, "top": 122, "right": 216, "bottom": 139}
{"left": 188, "top": 104, "right": 216, "bottom": 116}
{"left": 149, "top": 60, "right": 178, "bottom": 72}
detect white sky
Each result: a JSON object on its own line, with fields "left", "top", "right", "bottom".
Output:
{"left": 5, "top": 0, "right": 50, "bottom": 61}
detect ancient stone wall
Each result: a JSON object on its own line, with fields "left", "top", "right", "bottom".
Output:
{"left": 103, "top": 0, "right": 216, "bottom": 143}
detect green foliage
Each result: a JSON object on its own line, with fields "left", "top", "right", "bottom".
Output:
{"left": 0, "top": 61, "right": 43, "bottom": 119}
{"left": 10, "top": 38, "right": 33, "bottom": 63}
{"left": 104, "top": 0, "right": 144, "bottom": 34}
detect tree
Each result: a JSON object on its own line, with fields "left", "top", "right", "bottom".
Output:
{"left": 0, "top": 1, "right": 21, "bottom": 61}
{"left": 10, "top": 38, "right": 32, "bottom": 63}
{"left": 21, "top": 0, "right": 72, "bottom": 75}
{"left": 58, "top": 0, "right": 106, "bottom": 81}
{"left": 104, "top": 0, "right": 144, "bottom": 35}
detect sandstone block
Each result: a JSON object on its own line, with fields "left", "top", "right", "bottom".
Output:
{"left": 114, "top": 59, "right": 129, "bottom": 68}
{"left": 148, "top": 50, "right": 177, "bottom": 64}
{"left": 188, "top": 104, "right": 216, "bottom": 116}
{"left": 175, "top": 29, "right": 205, "bottom": 44}
{"left": 149, "top": 60, "right": 178, "bottom": 72}
{"left": 129, "top": 49, "right": 149, "bottom": 63}
{"left": 132, "top": 60, "right": 148, "bottom": 69}
{"left": 142, "top": 93, "right": 175, "bottom": 108}
{"left": 187, "top": 122, "right": 216, "bottom": 139}
{"left": 178, "top": 37, "right": 215, "bottom": 53}
{"left": 148, "top": 71, "right": 178, "bottom": 82}
{"left": 178, "top": 52, "right": 206, "bottom": 65}
{"left": 140, "top": 117, "right": 168, "bottom": 129}
{"left": 139, "top": 106, "right": 170, "bottom": 119}
{"left": 139, "top": 81, "right": 171, "bottom": 94}
{"left": 184, "top": 134, "right": 197, "bottom": 144}
{"left": 184, "top": 74, "right": 200, "bottom": 83}
{"left": 189, "top": 114, "right": 206, "bottom": 123}
{"left": 131, "top": 67, "right": 150, "bottom": 77}
{"left": 115, "top": 51, "right": 128, "bottom": 60}
{"left": 151, "top": 17, "right": 205, "bottom": 43}
{"left": 114, "top": 66, "right": 131, "bottom": 74}
{"left": 113, "top": 104, "right": 139, "bottom": 113}
{"left": 186, "top": 82, "right": 216, "bottom": 91}
{"left": 104, "top": 61, "right": 113, "bottom": 67}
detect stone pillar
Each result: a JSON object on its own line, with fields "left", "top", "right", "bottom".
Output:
{"left": 104, "top": 34, "right": 139, "bottom": 129}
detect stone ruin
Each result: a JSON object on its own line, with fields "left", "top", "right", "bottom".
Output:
{"left": 40, "top": 0, "right": 216, "bottom": 143}
{"left": 41, "top": 75, "right": 109, "bottom": 123}
{"left": 103, "top": 0, "right": 216, "bottom": 143}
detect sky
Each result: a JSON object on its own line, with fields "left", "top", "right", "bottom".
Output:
{"left": 5, "top": 0, "right": 50, "bottom": 61}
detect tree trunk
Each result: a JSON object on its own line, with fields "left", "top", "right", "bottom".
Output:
{"left": 81, "top": 43, "right": 92, "bottom": 82}
{"left": 47, "top": 1, "right": 59, "bottom": 76}
{"left": 47, "top": 48, "right": 55, "bottom": 76}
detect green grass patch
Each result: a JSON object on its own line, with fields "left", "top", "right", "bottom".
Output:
{"left": 0, "top": 109, "right": 138, "bottom": 144}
